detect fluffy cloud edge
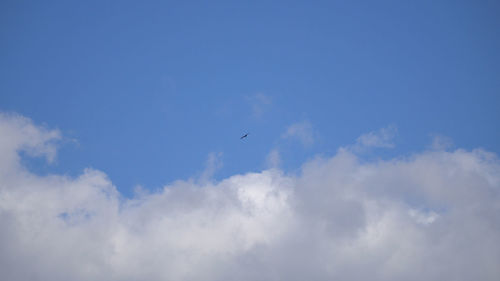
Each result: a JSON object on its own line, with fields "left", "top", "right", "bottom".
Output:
{"left": 1, "top": 113, "right": 500, "bottom": 281}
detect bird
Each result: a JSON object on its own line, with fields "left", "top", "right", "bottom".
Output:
{"left": 240, "top": 133, "right": 249, "bottom": 139}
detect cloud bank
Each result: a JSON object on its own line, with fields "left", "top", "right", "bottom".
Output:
{"left": 1, "top": 113, "right": 499, "bottom": 281}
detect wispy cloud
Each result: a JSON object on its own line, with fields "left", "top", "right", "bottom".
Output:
{"left": 282, "top": 120, "right": 315, "bottom": 147}
{"left": 429, "top": 134, "right": 454, "bottom": 151}
{"left": 199, "top": 152, "right": 223, "bottom": 183}
{"left": 266, "top": 149, "right": 281, "bottom": 168}
{"left": 355, "top": 125, "right": 397, "bottom": 148}
{"left": 347, "top": 125, "right": 397, "bottom": 153}
{"left": 1, "top": 113, "right": 500, "bottom": 281}
{"left": 246, "top": 93, "right": 272, "bottom": 119}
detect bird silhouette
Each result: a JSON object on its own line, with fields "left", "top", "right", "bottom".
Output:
{"left": 240, "top": 133, "right": 249, "bottom": 139}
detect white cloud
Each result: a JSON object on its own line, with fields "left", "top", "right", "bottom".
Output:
{"left": 0, "top": 112, "right": 60, "bottom": 175}
{"left": 1, "top": 113, "right": 500, "bottom": 281}
{"left": 282, "top": 120, "right": 315, "bottom": 147}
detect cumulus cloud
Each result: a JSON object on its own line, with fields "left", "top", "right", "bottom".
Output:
{"left": 0, "top": 112, "right": 60, "bottom": 175}
{"left": 1, "top": 113, "right": 500, "bottom": 281}
{"left": 282, "top": 121, "right": 315, "bottom": 147}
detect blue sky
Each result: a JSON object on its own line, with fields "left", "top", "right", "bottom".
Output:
{"left": 1, "top": 0, "right": 499, "bottom": 196}
{"left": 1, "top": 2, "right": 500, "bottom": 280}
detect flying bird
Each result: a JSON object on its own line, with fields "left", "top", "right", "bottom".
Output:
{"left": 240, "top": 133, "right": 249, "bottom": 139}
